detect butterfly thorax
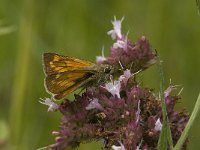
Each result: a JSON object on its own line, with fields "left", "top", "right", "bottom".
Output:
{"left": 86, "top": 64, "right": 114, "bottom": 85}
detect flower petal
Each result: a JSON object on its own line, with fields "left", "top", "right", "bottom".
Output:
{"left": 39, "top": 98, "right": 59, "bottom": 112}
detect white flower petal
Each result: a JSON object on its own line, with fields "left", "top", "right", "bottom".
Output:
{"left": 107, "top": 16, "right": 124, "bottom": 39}
{"left": 135, "top": 100, "right": 141, "bottom": 123}
{"left": 119, "top": 69, "right": 132, "bottom": 81}
{"left": 154, "top": 118, "right": 163, "bottom": 131}
{"left": 96, "top": 56, "right": 106, "bottom": 64}
{"left": 105, "top": 80, "right": 121, "bottom": 98}
{"left": 112, "top": 145, "right": 123, "bottom": 150}
{"left": 39, "top": 98, "right": 59, "bottom": 112}
{"left": 85, "top": 98, "right": 103, "bottom": 110}
{"left": 113, "top": 40, "right": 126, "bottom": 49}
{"left": 112, "top": 141, "right": 126, "bottom": 150}
{"left": 107, "top": 30, "right": 117, "bottom": 40}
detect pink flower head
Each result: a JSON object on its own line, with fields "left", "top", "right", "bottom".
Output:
{"left": 42, "top": 17, "right": 189, "bottom": 150}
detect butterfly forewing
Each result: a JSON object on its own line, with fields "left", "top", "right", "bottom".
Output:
{"left": 43, "top": 53, "right": 95, "bottom": 75}
{"left": 43, "top": 53, "right": 97, "bottom": 99}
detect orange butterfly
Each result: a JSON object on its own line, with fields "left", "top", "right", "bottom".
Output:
{"left": 43, "top": 53, "right": 113, "bottom": 100}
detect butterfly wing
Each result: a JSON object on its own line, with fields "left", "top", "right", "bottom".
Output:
{"left": 43, "top": 53, "right": 96, "bottom": 99}
{"left": 43, "top": 53, "right": 95, "bottom": 75}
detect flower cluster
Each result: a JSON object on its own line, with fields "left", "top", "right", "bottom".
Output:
{"left": 41, "top": 17, "right": 189, "bottom": 150}
{"left": 98, "top": 16, "right": 157, "bottom": 74}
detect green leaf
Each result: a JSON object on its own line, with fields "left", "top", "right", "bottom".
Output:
{"left": 173, "top": 93, "right": 200, "bottom": 150}
{"left": 157, "top": 118, "right": 167, "bottom": 150}
{"left": 156, "top": 56, "right": 173, "bottom": 150}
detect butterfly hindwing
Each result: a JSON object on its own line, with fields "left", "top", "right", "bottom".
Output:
{"left": 45, "top": 71, "right": 94, "bottom": 99}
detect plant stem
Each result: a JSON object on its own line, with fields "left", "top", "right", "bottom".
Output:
{"left": 157, "top": 55, "right": 173, "bottom": 150}
{"left": 173, "top": 93, "right": 200, "bottom": 150}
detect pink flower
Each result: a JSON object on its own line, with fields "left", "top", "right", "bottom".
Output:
{"left": 154, "top": 118, "right": 162, "bottom": 131}
{"left": 107, "top": 16, "right": 124, "bottom": 40}
{"left": 119, "top": 69, "right": 132, "bottom": 81}
{"left": 164, "top": 84, "right": 181, "bottom": 98}
{"left": 104, "top": 80, "right": 121, "bottom": 98}
{"left": 85, "top": 98, "right": 103, "bottom": 111}
{"left": 39, "top": 98, "right": 59, "bottom": 112}
{"left": 43, "top": 17, "right": 189, "bottom": 150}
{"left": 96, "top": 46, "right": 107, "bottom": 64}
{"left": 96, "top": 56, "right": 106, "bottom": 64}
{"left": 113, "top": 39, "right": 127, "bottom": 49}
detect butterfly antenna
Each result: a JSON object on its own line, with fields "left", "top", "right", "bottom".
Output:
{"left": 177, "top": 87, "right": 184, "bottom": 96}
{"left": 169, "top": 78, "right": 172, "bottom": 86}
{"left": 132, "top": 69, "right": 142, "bottom": 76}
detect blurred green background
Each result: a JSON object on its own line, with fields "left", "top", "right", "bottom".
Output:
{"left": 0, "top": 0, "right": 199, "bottom": 150}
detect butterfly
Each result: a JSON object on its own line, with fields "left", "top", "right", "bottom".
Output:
{"left": 43, "top": 53, "right": 113, "bottom": 100}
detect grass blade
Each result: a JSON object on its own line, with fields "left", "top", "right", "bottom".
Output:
{"left": 173, "top": 93, "right": 200, "bottom": 150}
{"left": 156, "top": 55, "right": 173, "bottom": 150}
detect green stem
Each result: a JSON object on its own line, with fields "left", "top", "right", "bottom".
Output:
{"left": 157, "top": 55, "right": 173, "bottom": 150}
{"left": 173, "top": 93, "right": 200, "bottom": 150}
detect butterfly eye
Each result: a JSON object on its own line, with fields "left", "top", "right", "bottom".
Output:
{"left": 104, "top": 66, "right": 112, "bottom": 73}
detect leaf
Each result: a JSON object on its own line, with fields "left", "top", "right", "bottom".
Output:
{"left": 156, "top": 55, "right": 173, "bottom": 150}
